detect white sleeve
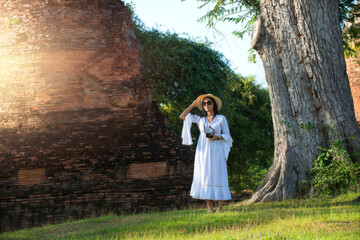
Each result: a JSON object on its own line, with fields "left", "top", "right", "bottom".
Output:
{"left": 181, "top": 113, "right": 194, "bottom": 145}
{"left": 220, "top": 116, "right": 233, "bottom": 161}
{"left": 189, "top": 113, "right": 200, "bottom": 123}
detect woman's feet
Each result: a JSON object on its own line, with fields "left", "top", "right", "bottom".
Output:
{"left": 217, "top": 200, "right": 223, "bottom": 213}
{"left": 207, "top": 209, "right": 222, "bottom": 213}
{"left": 205, "top": 200, "right": 213, "bottom": 213}
{"left": 206, "top": 200, "right": 224, "bottom": 213}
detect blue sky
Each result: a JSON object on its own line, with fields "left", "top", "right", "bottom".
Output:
{"left": 124, "top": 0, "right": 267, "bottom": 87}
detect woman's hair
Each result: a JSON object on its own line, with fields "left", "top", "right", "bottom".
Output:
{"left": 199, "top": 96, "right": 218, "bottom": 117}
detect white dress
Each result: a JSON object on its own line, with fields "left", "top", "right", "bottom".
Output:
{"left": 181, "top": 113, "right": 233, "bottom": 200}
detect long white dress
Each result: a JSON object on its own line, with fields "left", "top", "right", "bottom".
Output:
{"left": 181, "top": 113, "right": 233, "bottom": 200}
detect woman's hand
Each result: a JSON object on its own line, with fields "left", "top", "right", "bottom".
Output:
{"left": 179, "top": 99, "right": 198, "bottom": 120}
{"left": 209, "top": 135, "right": 220, "bottom": 141}
{"left": 191, "top": 100, "right": 197, "bottom": 107}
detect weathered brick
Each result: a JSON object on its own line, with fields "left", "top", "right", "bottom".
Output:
{"left": 347, "top": 57, "right": 360, "bottom": 122}
{"left": 0, "top": 0, "right": 195, "bottom": 232}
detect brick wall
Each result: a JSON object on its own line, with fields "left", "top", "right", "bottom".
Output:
{"left": 0, "top": 0, "right": 195, "bottom": 232}
{"left": 346, "top": 57, "right": 360, "bottom": 122}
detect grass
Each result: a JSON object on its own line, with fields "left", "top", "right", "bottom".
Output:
{"left": 1, "top": 192, "right": 359, "bottom": 240}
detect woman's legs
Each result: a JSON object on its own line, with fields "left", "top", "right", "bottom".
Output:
{"left": 206, "top": 200, "right": 224, "bottom": 212}
{"left": 217, "top": 200, "right": 223, "bottom": 212}
{"left": 205, "top": 200, "right": 213, "bottom": 212}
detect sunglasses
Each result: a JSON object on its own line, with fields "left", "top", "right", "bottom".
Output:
{"left": 202, "top": 100, "right": 212, "bottom": 106}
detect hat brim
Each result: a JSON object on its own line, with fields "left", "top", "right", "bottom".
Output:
{"left": 195, "top": 94, "right": 222, "bottom": 111}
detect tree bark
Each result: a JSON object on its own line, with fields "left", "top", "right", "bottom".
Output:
{"left": 248, "top": 0, "right": 360, "bottom": 203}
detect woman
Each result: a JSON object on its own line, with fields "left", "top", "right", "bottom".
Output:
{"left": 179, "top": 94, "right": 232, "bottom": 213}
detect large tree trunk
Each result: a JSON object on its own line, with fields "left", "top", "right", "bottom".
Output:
{"left": 249, "top": 0, "right": 360, "bottom": 203}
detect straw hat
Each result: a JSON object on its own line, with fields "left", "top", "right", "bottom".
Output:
{"left": 195, "top": 93, "right": 222, "bottom": 111}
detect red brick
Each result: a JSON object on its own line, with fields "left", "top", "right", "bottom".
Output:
{"left": 347, "top": 57, "right": 360, "bottom": 121}
{"left": 0, "top": 0, "right": 195, "bottom": 233}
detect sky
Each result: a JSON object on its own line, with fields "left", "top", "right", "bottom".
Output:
{"left": 124, "top": 0, "right": 267, "bottom": 88}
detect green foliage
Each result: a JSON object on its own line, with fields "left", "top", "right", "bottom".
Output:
{"left": 247, "top": 48, "right": 257, "bottom": 63}
{"left": 187, "top": 0, "right": 260, "bottom": 62}
{"left": 279, "top": 120, "right": 360, "bottom": 196}
{"left": 339, "top": 0, "right": 360, "bottom": 28}
{"left": 135, "top": 27, "right": 230, "bottom": 136}
{"left": 311, "top": 139, "right": 360, "bottom": 196}
{"left": 131, "top": 9, "right": 273, "bottom": 191}
{"left": 188, "top": 0, "right": 360, "bottom": 61}
{"left": 193, "top": 0, "right": 260, "bottom": 39}
{"left": 340, "top": 0, "right": 360, "bottom": 58}
{"left": 224, "top": 75, "right": 273, "bottom": 191}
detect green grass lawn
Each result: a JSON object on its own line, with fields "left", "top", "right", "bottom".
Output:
{"left": 1, "top": 192, "right": 359, "bottom": 240}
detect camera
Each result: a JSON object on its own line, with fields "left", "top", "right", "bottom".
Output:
{"left": 204, "top": 124, "right": 215, "bottom": 138}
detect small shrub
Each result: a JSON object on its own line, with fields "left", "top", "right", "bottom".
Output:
{"left": 310, "top": 139, "right": 360, "bottom": 196}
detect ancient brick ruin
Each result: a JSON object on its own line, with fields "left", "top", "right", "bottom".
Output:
{"left": 347, "top": 57, "right": 360, "bottom": 122}
{"left": 0, "top": 0, "right": 195, "bottom": 232}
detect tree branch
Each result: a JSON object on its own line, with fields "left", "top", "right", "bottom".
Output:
{"left": 241, "top": 0, "right": 254, "bottom": 7}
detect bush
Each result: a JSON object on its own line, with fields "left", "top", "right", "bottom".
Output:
{"left": 310, "top": 139, "right": 360, "bottom": 196}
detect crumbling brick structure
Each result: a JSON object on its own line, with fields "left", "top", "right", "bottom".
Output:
{"left": 0, "top": 0, "right": 195, "bottom": 232}
{"left": 347, "top": 57, "right": 360, "bottom": 122}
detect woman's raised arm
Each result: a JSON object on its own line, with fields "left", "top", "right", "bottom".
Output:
{"left": 179, "top": 100, "right": 197, "bottom": 120}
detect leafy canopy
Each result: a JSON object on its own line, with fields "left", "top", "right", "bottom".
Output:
{"left": 135, "top": 27, "right": 231, "bottom": 135}
{"left": 185, "top": 0, "right": 360, "bottom": 60}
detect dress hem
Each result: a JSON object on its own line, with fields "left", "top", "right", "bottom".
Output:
{"left": 190, "top": 195, "right": 232, "bottom": 201}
